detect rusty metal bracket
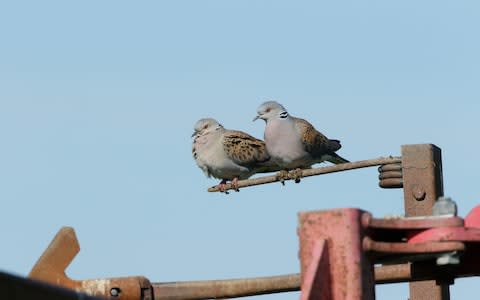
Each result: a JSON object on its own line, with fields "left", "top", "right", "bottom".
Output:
{"left": 29, "top": 227, "right": 153, "bottom": 300}
{"left": 402, "top": 144, "right": 448, "bottom": 300}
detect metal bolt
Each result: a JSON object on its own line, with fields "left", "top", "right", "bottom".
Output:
{"left": 436, "top": 252, "right": 460, "bottom": 266}
{"left": 412, "top": 185, "right": 426, "bottom": 201}
{"left": 110, "top": 287, "right": 121, "bottom": 297}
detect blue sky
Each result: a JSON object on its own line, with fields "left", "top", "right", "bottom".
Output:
{"left": 1, "top": 1, "right": 479, "bottom": 299}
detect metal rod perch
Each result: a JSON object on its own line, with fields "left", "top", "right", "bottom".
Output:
{"left": 152, "top": 274, "right": 300, "bottom": 300}
{"left": 151, "top": 262, "right": 476, "bottom": 300}
{"left": 208, "top": 156, "right": 402, "bottom": 193}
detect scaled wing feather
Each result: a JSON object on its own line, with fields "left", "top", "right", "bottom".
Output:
{"left": 294, "top": 117, "right": 340, "bottom": 156}
{"left": 223, "top": 131, "right": 270, "bottom": 167}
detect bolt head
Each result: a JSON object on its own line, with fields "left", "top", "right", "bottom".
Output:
{"left": 412, "top": 185, "right": 426, "bottom": 201}
{"left": 110, "top": 288, "right": 121, "bottom": 297}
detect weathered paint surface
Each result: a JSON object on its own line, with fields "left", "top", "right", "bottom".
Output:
{"left": 79, "top": 279, "right": 109, "bottom": 295}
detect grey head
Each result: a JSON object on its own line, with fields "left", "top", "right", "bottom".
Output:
{"left": 253, "top": 101, "right": 289, "bottom": 122}
{"left": 192, "top": 118, "right": 224, "bottom": 138}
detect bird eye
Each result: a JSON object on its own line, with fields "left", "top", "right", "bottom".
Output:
{"left": 203, "top": 124, "right": 209, "bottom": 129}
{"left": 265, "top": 108, "right": 271, "bottom": 113}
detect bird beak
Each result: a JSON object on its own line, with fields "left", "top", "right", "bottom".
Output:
{"left": 191, "top": 131, "right": 198, "bottom": 137}
{"left": 252, "top": 115, "right": 260, "bottom": 122}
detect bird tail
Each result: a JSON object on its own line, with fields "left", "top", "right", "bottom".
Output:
{"left": 326, "top": 153, "right": 349, "bottom": 164}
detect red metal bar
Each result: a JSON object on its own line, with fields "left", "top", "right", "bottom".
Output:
{"left": 363, "top": 213, "right": 464, "bottom": 230}
{"left": 300, "top": 239, "right": 331, "bottom": 300}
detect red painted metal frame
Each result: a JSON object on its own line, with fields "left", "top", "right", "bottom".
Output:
{"left": 298, "top": 205, "right": 480, "bottom": 300}
{"left": 299, "top": 208, "right": 375, "bottom": 300}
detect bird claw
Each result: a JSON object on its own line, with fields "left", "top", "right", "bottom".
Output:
{"left": 217, "top": 180, "right": 230, "bottom": 194}
{"left": 217, "top": 178, "right": 241, "bottom": 194}
{"left": 290, "top": 168, "right": 303, "bottom": 183}
{"left": 276, "top": 170, "right": 290, "bottom": 186}
{"left": 231, "top": 178, "right": 240, "bottom": 192}
{"left": 219, "top": 184, "right": 229, "bottom": 194}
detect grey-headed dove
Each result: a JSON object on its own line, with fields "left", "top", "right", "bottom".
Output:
{"left": 254, "top": 101, "right": 349, "bottom": 174}
{"left": 192, "top": 118, "right": 280, "bottom": 192}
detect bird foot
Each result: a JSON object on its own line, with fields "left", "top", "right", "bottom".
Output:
{"left": 276, "top": 170, "right": 290, "bottom": 185}
{"left": 217, "top": 179, "right": 230, "bottom": 194}
{"left": 231, "top": 177, "right": 240, "bottom": 192}
{"left": 217, "top": 178, "right": 241, "bottom": 194}
{"left": 290, "top": 168, "right": 303, "bottom": 183}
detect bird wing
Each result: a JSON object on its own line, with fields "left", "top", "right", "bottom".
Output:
{"left": 293, "top": 117, "right": 342, "bottom": 157}
{"left": 223, "top": 130, "right": 270, "bottom": 167}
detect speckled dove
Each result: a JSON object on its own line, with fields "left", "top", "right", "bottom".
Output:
{"left": 192, "top": 118, "right": 280, "bottom": 192}
{"left": 253, "top": 101, "right": 349, "bottom": 175}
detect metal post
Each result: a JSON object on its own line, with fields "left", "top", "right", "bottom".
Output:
{"left": 298, "top": 208, "right": 375, "bottom": 300}
{"left": 401, "top": 144, "right": 449, "bottom": 300}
